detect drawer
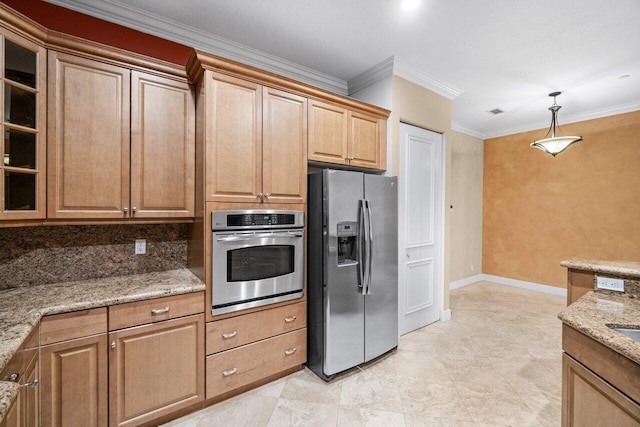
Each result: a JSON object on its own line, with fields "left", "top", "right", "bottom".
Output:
{"left": 109, "top": 292, "right": 204, "bottom": 331}
{"left": 206, "top": 328, "right": 306, "bottom": 399}
{"left": 41, "top": 307, "right": 107, "bottom": 345}
{"left": 206, "top": 301, "right": 306, "bottom": 355}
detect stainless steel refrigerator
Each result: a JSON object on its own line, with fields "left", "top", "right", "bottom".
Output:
{"left": 307, "top": 169, "right": 398, "bottom": 380}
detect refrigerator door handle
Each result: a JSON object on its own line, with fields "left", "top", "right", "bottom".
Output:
{"left": 358, "top": 200, "right": 366, "bottom": 294}
{"left": 366, "top": 200, "right": 374, "bottom": 295}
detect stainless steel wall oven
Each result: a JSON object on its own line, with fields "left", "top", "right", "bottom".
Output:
{"left": 211, "top": 210, "right": 304, "bottom": 315}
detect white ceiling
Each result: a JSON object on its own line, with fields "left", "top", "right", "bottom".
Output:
{"left": 47, "top": 0, "right": 640, "bottom": 139}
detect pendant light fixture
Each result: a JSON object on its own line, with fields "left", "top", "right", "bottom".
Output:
{"left": 530, "top": 92, "right": 582, "bottom": 157}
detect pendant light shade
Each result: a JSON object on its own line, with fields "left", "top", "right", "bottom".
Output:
{"left": 530, "top": 92, "right": 582, "bottom": 157}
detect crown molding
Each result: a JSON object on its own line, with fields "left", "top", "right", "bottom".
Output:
{"left": 45, "top": 0, "right": 348, "bottom": 95}
{"left": 486, "top": 101, "right": 640, "bottom": 139}
{"left": 450, "top": 121, "right": 487, "bottom": 140}
{"left": 393, "top": 58, "right": 463, "bottom": 100}
{"left": 347, "top": 56, "right": 394, "bottom": 95}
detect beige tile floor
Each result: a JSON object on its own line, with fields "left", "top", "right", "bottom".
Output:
{"left": 164, "top": 281, "right": 566, "bottom": 426}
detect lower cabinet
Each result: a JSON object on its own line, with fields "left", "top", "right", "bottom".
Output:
{"left": 109, "top": 314, "right": 204, "bottom": 427}
{"left": 205, "top": 301, "right": 307, "bottom": 399}
{"left": 38, "top": 292, "right": 205, "bottom": 427}
{"left": 41, "top": 334, "right": 108, "bottom": 427}
{"left": 563, "top": 354, "right": 640, "bottom": 426}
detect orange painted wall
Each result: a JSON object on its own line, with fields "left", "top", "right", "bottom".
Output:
{"left": 483, "top": 111, "right": 640, "bottom": 288}
{"left": 2, "top": 0, "right": 191, "bottom": 65}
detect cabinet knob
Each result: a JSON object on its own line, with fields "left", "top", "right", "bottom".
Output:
{"left": 284, "top": 348, "right": 297, "bottom": 356}
{"left": 132, "top": 206, "right": 137, "bottom": 213}
{"left": 222, "top": 367, "right": 238, "bottom": 377}
{"left": 264, "top": 193, "right": 270, "bottom": 199}
{"left": 3, "top": 373, "right": 19, "bottom": 382}
{"left": 257, "top": 193, "right": 264, "bottom": 199}
{"left": 123, "top": 207, "right": 128, "bottom": 213}
{"left": 222, "top": 331, "right": 238, "bottom": 339}
{"left": 111, "top": 341, "right": 116, "bottom": 349}
{"left": 284, "top": 316, "right": 297, "bottom": 323}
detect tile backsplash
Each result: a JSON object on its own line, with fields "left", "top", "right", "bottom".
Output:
{"left": 0, "top": 224, "right": 188, "bottom": 289}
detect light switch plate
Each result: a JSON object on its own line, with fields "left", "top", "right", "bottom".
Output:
{"left": 596, "top": 276, "right": 624, "bottom": 292}
{"left": 135, "top": 239, "right": 146, "bottom": 255}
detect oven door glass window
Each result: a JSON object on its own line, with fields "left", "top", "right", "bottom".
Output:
{"left": 227, "top": 245, "right": 294, "bottom": 282}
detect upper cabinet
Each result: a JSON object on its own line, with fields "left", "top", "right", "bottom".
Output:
{"left": 47, "top": 50, "right": 194, "bottom": 220}
{"left": 0, "top": 27, "right": 46, "bottom": 220}
{"left": 203, "top": 71, "right": 306, "bottom": 204}
{"left": 308, "top": 99, "right": 387, "bottom": 170}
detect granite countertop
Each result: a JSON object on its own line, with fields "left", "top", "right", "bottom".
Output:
{"left": 0, "top": 269, "right": 204, "bottom": 421}
{"left": 559, "top": 288, "right": 640, "bottom": 365}
{"left": 561, "top": 258, "right": 640, "bottom": 279}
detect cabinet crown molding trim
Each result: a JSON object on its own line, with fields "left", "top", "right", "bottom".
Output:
{"left": 189, "top": 50, "right": 390, "bottom": 119}
{"left": 0, "top": 3, "right": 47, "bottom": 42}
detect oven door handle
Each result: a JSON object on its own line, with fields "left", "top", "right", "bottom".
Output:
{"left": 270, "top": 232, "right": 303, "bottom": 238}
{"left": 216, "top": 232, "right": 303, "bottom": 243}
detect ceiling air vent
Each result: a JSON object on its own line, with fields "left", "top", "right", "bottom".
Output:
{"left": 488, "top": 108, "right": 504, "bottom": 115}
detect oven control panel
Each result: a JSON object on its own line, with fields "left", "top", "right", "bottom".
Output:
{"left": 212, "top": 210, "right": 304, "bottom": 230}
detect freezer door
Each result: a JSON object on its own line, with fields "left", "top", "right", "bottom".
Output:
{"left": 364, "top": 174, "right": 399, "bottom": 361}
{"left": 324, "top": 170, "right": 365, "bottom": 375}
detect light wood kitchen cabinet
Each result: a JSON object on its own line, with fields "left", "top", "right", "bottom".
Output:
{"left": 40, "top": 308, "right": 108, "bottom": 427}
{"left": 0, "top": 326, "right": 38, "bottom": 427}
{"left": 205, "top": 301, "right": 306, "bottom": 399}
{"left": 0, "top": 26, "right": 47, "bottom": 221}
{"left": 563, "top": 354, "right": 640, "bottom": 426}
{"left": 562, "top": 324, "right": 640, "bottom": 426}
{"left": 204, "top": 72, "right": 306, "bottom": 204}
{"left": 47, "top": 51, "right": 194, "bottom": 220}
{"left": 308, "top": 99, "right": 386, "bottom": 170}
{"left": 109, "top": 314, "right": 204, "bottom": 427}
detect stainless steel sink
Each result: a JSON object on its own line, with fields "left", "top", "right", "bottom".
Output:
{"left": 608, "top": 326, "right": 640, "bottom": 342}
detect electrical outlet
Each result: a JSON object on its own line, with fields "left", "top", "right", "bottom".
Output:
{"left": 596, "top": 276, "right": 624, "bottom": 292}
{"left": 135, "top": 239, "right": 146, "bottom": 255}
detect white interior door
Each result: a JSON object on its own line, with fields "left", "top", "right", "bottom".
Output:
{"left": 398, "top": 123, "right": 444, "bottom": 335}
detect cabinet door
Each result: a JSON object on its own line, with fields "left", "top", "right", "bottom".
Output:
{"left": 205, "top": 71, "right": 262, "bottom": 203}
{"left": 262, "top": 87, "right": 307, "bottom": 204}
{"left": 348, "top": 111, "right": 385, "bottom": 170}
{"left": 48, "top": 51, "right": 130, "bottom": 219}
{"left": 109, "top": 314, "right": 204, "bottom": 427}
{"left": 307, "top": 99, "right": 347, "bottom": 165}
{"left": 131, "top": 71, "right": 195, "bottom": 218}
{"left": 41, "top": 334, "right": 108, "bottom": 427}
{"left": 0, "top": 30, "right": 46, "bottom": 220}
{"left": 21, "top": 350, "right": 39, "bottom": 427}
{"left": 563, "top": 354, "right": 640, "bottom": 426}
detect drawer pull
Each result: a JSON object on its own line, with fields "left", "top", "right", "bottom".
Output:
{"left": 222, "top": 367, "right": 238, "bottom": 377}
{"left": 222, "top": 331, "right": 238, "bottom": 339}
{"left": 284, "top": 316, "right": 297, "bottom": 323}
{"left": 151, "top": 307, "right": 170, "bottom": 315}
{"left": 284, "top": 347, "right": 297, "bottom": 356}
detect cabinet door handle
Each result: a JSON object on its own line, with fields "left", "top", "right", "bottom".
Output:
{"left": 257, "top": 192, "right": 263, "bottom": 199}
{"left": 222, "top": 368, "right": 238, "bottom": 377}
{"left": 151, "top": 307, "right": 170, "bottom": 315}
{"left": 222, "top": 331, "right": 238, "bottom": 339}
{"left": 132, "top": 206, "right": 137, "bottom": 213}
{"left": 123, "top": 207, "right": 129, "bottom": 213}
{"left": 264, "top": 193, "right": 270, "bottom": 199}
{"left": 284, "top": 316, "right": 297, "bottom": 323}
{"left": 111, "top": 341, "right": 116, "bottom": 349}
{"left": 22, "top": 379, "right": 38, "bottom": 388}
{"left": 284, "top": 347, "right": 297, "bottom": 356}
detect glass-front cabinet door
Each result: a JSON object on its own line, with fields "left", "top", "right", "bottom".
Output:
{"left": 0, "top": 29, "right": 46, "bottom": 220}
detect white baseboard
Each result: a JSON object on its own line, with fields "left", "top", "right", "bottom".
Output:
{"left": 448, "top": 273, "right": 567, "bottom": 297}
{"left": 449, "top": 274, "right": 484, "bottom": 290}
{"left": 440, "top": 309, "right": 451, "bottom": 322}
{"left": 479, "top": 274, "right": 567, "bottom": 297}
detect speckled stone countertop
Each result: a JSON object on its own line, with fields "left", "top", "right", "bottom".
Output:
{"left": 559, "top": 288, "right": 640, "bottom": 365}
{"left": 561, "top": 258, "right": 640, "bottom": 279}
{"left": 0, "top": 269, "right": 204, "bottom": 421}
